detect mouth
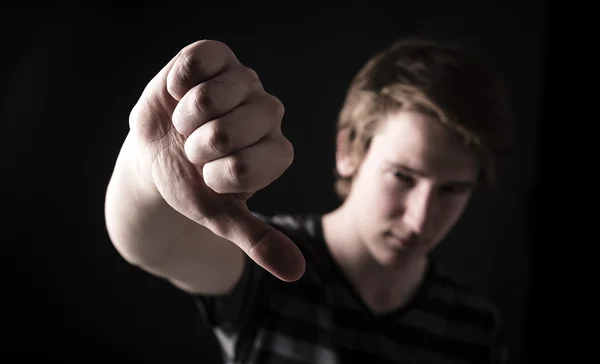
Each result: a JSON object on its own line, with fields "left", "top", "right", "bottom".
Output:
{"left": 384, "top": 232, "right": 417, "bottom": 249}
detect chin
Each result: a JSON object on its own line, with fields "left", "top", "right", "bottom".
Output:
{"left": 377, "top": 255, "right": 409, "bottom": 268}
{"left": 369, "top": 240, "right": 415, "bottom": 267}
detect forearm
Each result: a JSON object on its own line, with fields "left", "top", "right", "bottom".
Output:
{"left": 104, "top": 133, "right": 197, "bottom": 268}
{"left": 104, "top": 133, "right": 246, "bottom": 294}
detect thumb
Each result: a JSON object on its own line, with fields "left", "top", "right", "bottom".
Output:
{"left": 204, "top": 204, "right": 306, "bottom": 282}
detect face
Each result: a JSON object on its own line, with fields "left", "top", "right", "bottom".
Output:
{"left": 337, "top": 110, "right": 479, "bottom": 267}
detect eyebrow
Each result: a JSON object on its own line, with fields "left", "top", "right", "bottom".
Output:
{"left": 390, "top": 162, "right": 477, "bottom": 186}
{"left": 393, "top": 163, "right": 429, "bottom": 177}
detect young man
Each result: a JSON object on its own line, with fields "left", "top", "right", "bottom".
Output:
{"left": 104, "top": 36, "right": 515, "bottom": 363}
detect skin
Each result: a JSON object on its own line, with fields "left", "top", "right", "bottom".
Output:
{"left": 322, "top": 111, "right": 479, "bottom": 313}
{"left": 105, "top": 40, "right": 478, "bottom": 311}
{"left": 105, "top": 39, "right": 306, "bottom": 297}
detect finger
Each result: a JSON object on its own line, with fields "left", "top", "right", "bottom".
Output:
{"left": 129, "top": 50, "right": 181, "bottom": 143}
{"left": 202, "top": 135, "right": 294, "bottom": 194}
{"left": 151, "top": 150, "right": 305, "bottom": 282}
{"left": 204, "top": 203, "right": 306, "bottom": 282}
{"left": 172, "top": 66, "right": 262, "bottom": 137}
{"left": 129, "top": 39, "right": 236, "bottom": 144}
{"left": 166, "top": 40, "right": 239, "bottom": 101}
{"left": 183, "top": 95, "right": 284, "bottom": 165}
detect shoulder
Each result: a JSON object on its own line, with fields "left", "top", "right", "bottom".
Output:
{"left": 427, "top": 261, "right": 505, "bottom": 334}
{"left": 426, "top": 262, "right": 509, "bottom": 361}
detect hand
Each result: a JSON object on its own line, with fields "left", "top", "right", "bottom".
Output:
{"left": 128, "top": 40, "right": 305, "bottom": 282}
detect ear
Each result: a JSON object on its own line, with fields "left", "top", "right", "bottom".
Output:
{"left": 335, "top": 131, "right": 357, "bottom": 178}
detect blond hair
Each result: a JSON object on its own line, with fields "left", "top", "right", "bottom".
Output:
{"left": 334, "top": 37, "right": 515, "bottom": 200}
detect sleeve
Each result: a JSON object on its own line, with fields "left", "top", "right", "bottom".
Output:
{"left": 191, "top": 212, "right": 273, "bottom": 332}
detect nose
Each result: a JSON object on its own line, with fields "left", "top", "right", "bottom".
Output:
{"left": 401, "top": 186, "right": 435, "bottom": 235}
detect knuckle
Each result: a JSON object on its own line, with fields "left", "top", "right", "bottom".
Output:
{"left": 204, "top": 124, "right": 235, "bottom": 156}
{"left": 244, "top": 66, "right": 259, "bottom": 80}
{"left": 228, "top": 155, "right": 250, "bottom": 185}
{"left": 280, "top": 136, "right": 294, "bottom": 165}
{"left": 267, "top": 94, "right": 285, "bottom": 121}
{"left": 192, "top": 39, "right": 236, "bottom": 66}
{"left": 202, "top": 39, "right": 232, "bottom": 55}
{"left": 178, "top": 49, "right": 205, "bottom": 81}
{"left": 183, "top": 137, "right": 201, "bottom": 163}
{"left": 194, "top": 83, "right": 219, "bottom": 114}
{"left": 242, "top": 66, "right": 262, "bottom": 88}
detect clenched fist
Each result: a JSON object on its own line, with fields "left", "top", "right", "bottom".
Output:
{"left": 128, "top": 40, "right": 305, "bottom": 282}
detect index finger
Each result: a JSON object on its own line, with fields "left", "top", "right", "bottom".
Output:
{"left": 166, "top": 40, "right": 239, "bottom": 101}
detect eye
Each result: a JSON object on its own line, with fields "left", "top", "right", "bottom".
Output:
{"left": 439, "top": 183, "right": 473, "bottom": 195}
{"left": 393, "top": 170, "right": 414, "bottom": 185}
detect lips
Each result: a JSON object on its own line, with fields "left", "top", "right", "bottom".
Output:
{"left": 384, "top": 231, "right": 417, "bottom": 249}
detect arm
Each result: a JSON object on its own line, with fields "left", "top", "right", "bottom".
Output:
{"left": 104, "top": 40, "right": 305, "bottom": 296}
{"left": 105, "top": 132, "right": 246, "bottom": 295}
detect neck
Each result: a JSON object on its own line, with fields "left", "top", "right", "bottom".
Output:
{"left": 322, "top": 206, "right": 429, "bottom": 313}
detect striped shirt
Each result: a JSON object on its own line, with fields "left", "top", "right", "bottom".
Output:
{"left": 193, "top": 213, "right": 508, "bottom": 364}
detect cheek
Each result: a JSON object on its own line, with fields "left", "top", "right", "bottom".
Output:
{"left": 365, "top": 176, "right": 401, "bottom": 218}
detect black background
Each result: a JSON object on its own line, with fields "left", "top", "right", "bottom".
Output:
{"left": 2, "top": 3, "right": 555, "bottom": 363}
